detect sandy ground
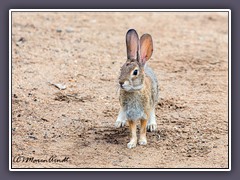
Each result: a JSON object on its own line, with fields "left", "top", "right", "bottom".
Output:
{"left": 11, "top": 11, "right": 229, "bottom": 169}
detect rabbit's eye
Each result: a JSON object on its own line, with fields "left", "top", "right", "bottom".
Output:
{"left": 133, "top": 69, "right": 138, "bottom": 76}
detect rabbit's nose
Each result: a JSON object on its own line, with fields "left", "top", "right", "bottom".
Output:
{"left": 119, "top": 82, "right": 124, "bottom": 87}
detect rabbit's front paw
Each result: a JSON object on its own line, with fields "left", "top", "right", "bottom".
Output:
{"left": 127, "top": 139, "right": 137, "bottom": 149}
{"left": 138, "top": 138, "right": 147, "bottom": 145}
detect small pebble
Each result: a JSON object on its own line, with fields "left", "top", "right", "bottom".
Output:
{"left": 56, "top": 29, "right": 62, "bottom": 33}
{"left": 16, "top": 37, "right": 26, "bottom": 46}
{"left": 29, "top": 135, "right": 37, "bottom": 140}
{"left": 66, "top": 27, "right": 74, "bottom": 33}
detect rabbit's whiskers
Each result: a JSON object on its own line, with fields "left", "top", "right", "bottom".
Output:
{"left": 115, "top": 84, "right": 120, "bottom": 95}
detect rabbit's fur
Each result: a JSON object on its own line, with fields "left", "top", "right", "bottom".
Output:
{"left": 115, "top": 29, "right": 159, "bottom": 148}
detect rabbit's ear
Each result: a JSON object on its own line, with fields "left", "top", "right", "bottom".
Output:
{"left": 126, "top": 29, "right": 140, "bottom": 60}
{"left": 140, "top": 34, "right": 153, "bottom": 65}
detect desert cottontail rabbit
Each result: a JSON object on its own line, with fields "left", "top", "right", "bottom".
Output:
{"left": 115, "top": 29, "right": 159, "bottom": 149}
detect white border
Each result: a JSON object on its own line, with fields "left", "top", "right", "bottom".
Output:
{"left": 9, "top": 9, "right": 231, "bottom": 171}
{"left": 9, "top": 9, "right": 230, "bottom": 11}
{"left": 228, "top": 9, "right": 231, "bottom": 172}
{"left": 9, "top": 9, "right": 12, "bottom": 172}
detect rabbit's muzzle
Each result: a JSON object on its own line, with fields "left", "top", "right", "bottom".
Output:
{"left": 119, "top": 80, "right": 131, "bottom": 91}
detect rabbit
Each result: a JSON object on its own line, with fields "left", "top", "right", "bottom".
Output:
{"left": 115, "top": 29, "right": 159, "bottom": 149}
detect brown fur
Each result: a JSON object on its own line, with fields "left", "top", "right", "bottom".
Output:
{"left": 116, "top": 29, "right": 158, "bottom": 148}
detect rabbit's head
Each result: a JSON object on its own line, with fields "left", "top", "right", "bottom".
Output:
{"left": 118, "top": 29, "right": 153, "bottom": 92}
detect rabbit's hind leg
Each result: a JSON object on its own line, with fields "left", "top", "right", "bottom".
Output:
{"left": 147, "top": 109, "right": 157, "bottom": 132}
{"left": 115, "top": 108, "right": 127, "bottom": 128}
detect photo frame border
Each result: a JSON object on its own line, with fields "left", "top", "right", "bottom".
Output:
{"left": 9, "top": 9, "right": 231, "bottom": 172}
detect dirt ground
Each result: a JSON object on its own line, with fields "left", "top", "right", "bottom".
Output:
{"left": 11, "top": 11, "right": 229, "bottom": 169}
